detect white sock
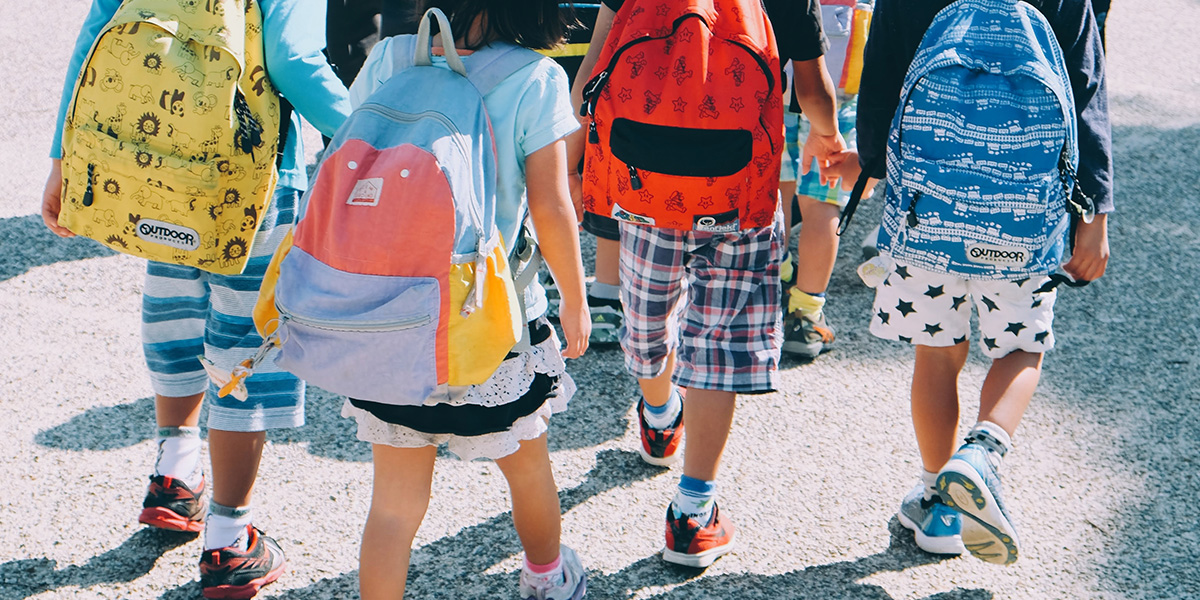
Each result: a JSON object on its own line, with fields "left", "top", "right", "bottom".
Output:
{"left": 522, "top": 553, "right": 565, "bottom": 590}
{"left": 642, "top": 389, "right": 682, "bottom": 429}
{"left": 920, "top": 469, "right": 938, "bottom": 500}
{"left": 153, "top": 427, "right": 202, "bottom": 487}
{"left": 204, "top": 503, "right": 252, "bottom": 550}
{"left": 588, "top": 281, "right": 621, "bottom": 301}
{"left": 971, "top": 421, "right": 1013, "bottom": 454}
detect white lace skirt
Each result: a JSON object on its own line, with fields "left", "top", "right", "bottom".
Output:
{"left": 340, "top": 326, "right": 575, "bottom": 461}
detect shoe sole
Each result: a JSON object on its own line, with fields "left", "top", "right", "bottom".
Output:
{"left": 661, "top": 539, "right": 734, "bottom": 568}
{"left": 139, "top": 507, "right": 204, "bottom": 533}
{"left": 637, "top": 443, "right": 680, "bottom": 467}
{"left": 781, "top": 339, "right": 826, "bottom": 358}
{"left": 896, "top": 511, "right": 967, "bottom": 556}
{"left": 201, "top": 560, "right": 286, "bottom": 600}
{"left": 938, "top": 460, "right": 1020, "bottom": 565}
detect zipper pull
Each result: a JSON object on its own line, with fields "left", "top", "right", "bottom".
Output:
{"left": 588, "top": 120, "right": 599, "bottom": 144}
{"left": 905, "top": 191, "right": 921, "bottom": 228}
{"left": 628, "top": 165, "right": 642, "bottom": 190}
{"left": 82, "top": 163, "right": 95, "bottom": 207}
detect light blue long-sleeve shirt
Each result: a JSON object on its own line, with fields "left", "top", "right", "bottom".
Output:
{"left": 50, "top": 0, "right": 351, "bottom": 191}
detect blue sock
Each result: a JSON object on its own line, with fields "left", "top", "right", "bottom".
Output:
{"left": 671, "top": 475, "right": 716, "bottom": 523}
{"left": 642, "top": 388, "right": 682, "bottom": 429}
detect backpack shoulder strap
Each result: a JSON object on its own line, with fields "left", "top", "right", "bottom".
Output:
{"left": 464, "top": 43, "right": 545, "bottom": 97}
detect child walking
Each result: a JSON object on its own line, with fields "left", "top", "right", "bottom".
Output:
{"left": 41, "top": 0, "right": 350, "bottom": 596}
{"left": 338, "top": 2, "right": 590, "bottom": 598}
{"left": 854, "top": 0, "right": 1112, "bottom": 563}
{"left": 779, "top": 0, "right": 873, "bottom": 359}
{"left": 573, "top": 0, "right": 845, "bottom": 568}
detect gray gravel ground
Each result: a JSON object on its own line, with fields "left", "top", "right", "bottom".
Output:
{"left": 2, "top": 2, "right": 1199, "bottom": 599}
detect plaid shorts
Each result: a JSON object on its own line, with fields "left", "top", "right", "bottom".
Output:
{"left": 618, "top": 213, "right": 785, "bottom": 393}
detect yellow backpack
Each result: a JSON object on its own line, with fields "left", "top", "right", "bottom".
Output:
{"left": 58, "top": 0, "right": 283, "bottom": 275}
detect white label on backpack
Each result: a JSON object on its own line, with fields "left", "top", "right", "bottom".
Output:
{"left": 966, "top": 243, "right": 1030, "bottom": 267}
{"left": 612, "top": 202, "right": 655, "bottom": 226}
{"left": 347, "top": 178, "right": 384, "bottom": 206}
{"left": 136, "top": 219, "right": 200, "bottom": 251}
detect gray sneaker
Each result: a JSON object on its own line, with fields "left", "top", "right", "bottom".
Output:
{"left": 897, "top": 483, "right": 967, "bottom": 556}
{"left": 519, "top": 545, "right": 587, "bottom": 600}
{"left": 782, "top": 310, "right": 835, "bottom": 358}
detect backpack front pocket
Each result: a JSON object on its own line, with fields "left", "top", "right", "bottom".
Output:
{"left": 274, "top": 247, "right": 442, "bottom": 405}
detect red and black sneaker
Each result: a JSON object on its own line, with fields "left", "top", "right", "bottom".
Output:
{"left": 199, "top": 526, "right": 286, "bottom": 600}
{"left": 662, "top": 502, "right": 735, "bottom": 568}
{"left": 636, "top": 397, "right": 683, "bottom": 467}
{"left": 139, "top": 475, "right": 205, "bottom": 533}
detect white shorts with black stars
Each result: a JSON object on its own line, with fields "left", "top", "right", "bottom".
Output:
{"left": 869, "top": 260, "right": 1058, "bottom": 359}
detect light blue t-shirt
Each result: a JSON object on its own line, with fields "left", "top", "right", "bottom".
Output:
{"left": 350, "top": 37, "right": 581, "bottom": 318}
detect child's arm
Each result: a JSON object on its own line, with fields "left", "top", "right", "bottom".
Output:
{"left": 43, "top": 0, "right": 122, "bottom": 237}
{"left": 791, "top": 57, "right": 849, "bottom": 186}
{"left": 566, "top": 4, "right": 618, "bottom": 221}
{"left": 526, "top": 139, "right": 591, "bottom": 358}
{"left": 259, "top": 0, "right": 351, "bottom": 137}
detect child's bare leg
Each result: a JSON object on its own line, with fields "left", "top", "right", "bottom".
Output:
{"left": 360, "top": 444, "right": 437, "bottom": 600}
{"left": 638, "top": 352, "right": 677, "bottom": 407}
{"left": 494, "top": 433, "right": 561, "bottom": 564}
{"left": 155, "top": 393, "right": 203, "bottom": 428}
{"left": 207, "top": 429, "right": 266, "bottom": 508}
{"left": 680, "top": 388, "right": 736, "bottom": 481}
{"left": 978, "top": 351, "right": 1043, "bottom": 436}
{"left": 594, "top": 237, "right": 621, "bottom": 287}
{"left": 912, "top": 343, "right": 969, "bottom": 472}
{"left": 792, "top": 196, "right": 841, "bottom": 296}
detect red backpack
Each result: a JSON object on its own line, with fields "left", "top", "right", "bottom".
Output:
{"left": 580, "top": 0, "right": 783, "bottom": 232}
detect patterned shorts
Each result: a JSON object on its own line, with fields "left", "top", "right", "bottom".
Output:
{"left": 869, "top": 260, "right": 1058, "bottom": 359}
{"left": 141, "top": 187, "right": 304, "bottom": 432}
{"left": 780, "top": 96, "right": 858, "bottom": 206}
{"left": 618, "top": 213, "right": 785, "bottom": 394}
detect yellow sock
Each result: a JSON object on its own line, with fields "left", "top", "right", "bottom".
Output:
{"left": 787, "top": 288, "right": 826, "bottom": 317}
{"left": 780, "top": 253, "right": 795, "bottom": 284}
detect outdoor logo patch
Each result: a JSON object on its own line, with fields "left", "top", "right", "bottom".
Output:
{"left": 347, "top": 178, "right": 384, "bottom": 206}
{"left": 136, "top": 219, "right": 200, "bottom": 250}
{"left": 966, "top": 243, "right": 1029, "bottom": 267}
{"left": 693, "top": 209, "right": 739, "bottom": 233}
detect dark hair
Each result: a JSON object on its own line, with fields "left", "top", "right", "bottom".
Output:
{"left": 415, "top": 0, "right": 574, "bottom": 50}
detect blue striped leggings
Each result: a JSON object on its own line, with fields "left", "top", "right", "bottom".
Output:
{"left": 141, "top": 187, "right": 305, "bottom": 432}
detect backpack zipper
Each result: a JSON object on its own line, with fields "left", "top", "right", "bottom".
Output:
{"left": 905, "top": 191, "right": 922, "bottom": 228}
{"left": 627, "top": 165, "right": 643, "bottom": 190}
{"left": 83, "top": 163, "right": 95, "bottom": 207}
{"left": 276, "top": 302, "right": 432, "bottom": 333}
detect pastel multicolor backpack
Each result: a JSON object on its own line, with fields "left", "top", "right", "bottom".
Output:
{"left": 58, "top": 0, "right": 285, "bottom": 275}
{"left": 580, "top": 0, "right": 783, "bottom": 232}
{"left": 839, "top": 0, "right": 1095, "bottom": 279}
{"left": 245, "top": 9, "right": 544, "bottom": 406}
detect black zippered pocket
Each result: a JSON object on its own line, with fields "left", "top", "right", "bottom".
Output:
{"left": 610, "top": 118, "right": 752, "bottom": 177}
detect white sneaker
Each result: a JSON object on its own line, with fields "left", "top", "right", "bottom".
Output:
{"left": 519, "top": 545, "right": 587, "bottom": 600}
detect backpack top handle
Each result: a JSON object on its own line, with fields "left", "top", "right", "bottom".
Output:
{"left": 415, "top": 7, "right": 468, "bottom": 77}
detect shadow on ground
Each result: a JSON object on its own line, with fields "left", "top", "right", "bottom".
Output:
{"left": 0, "top": 214, "right": 114, "bottom": 281}
{"left": 0, "top": 528, "right": 195, "bottom": 600}
{"left": 271, "top": 508, "right": 988, "bottom": 600}
{"left": 35, "top": 343, "right": 637, "bottom": 463}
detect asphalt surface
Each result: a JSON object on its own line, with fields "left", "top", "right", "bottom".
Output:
{"left": 2, "top": 2, "right": 1199, "bottom": 599}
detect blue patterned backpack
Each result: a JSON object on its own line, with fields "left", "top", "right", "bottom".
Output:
{"left": 842, "top": 0, "right": 1095, "bottom": 280}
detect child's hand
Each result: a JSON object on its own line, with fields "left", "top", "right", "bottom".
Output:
{"left": 800, "top": 131, "right": 849, "bottom": 187}
{"left": 41, "top": 159, "right": 74, "bottom": 238}
{"left": 557, "top": 299, "right": 591, "bottom": 359}
{"left": 1063, "top": 213, "right": 1109, "bottom": 282}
